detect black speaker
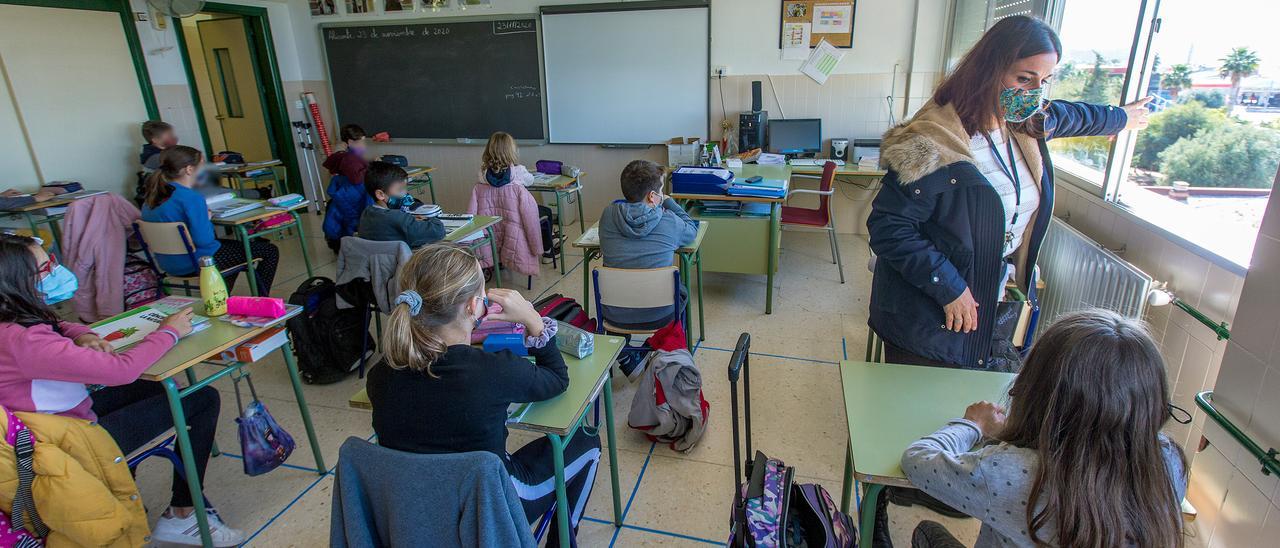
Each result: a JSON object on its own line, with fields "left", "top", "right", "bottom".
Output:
{"left": 751, "top": 81, "right": 763, "bottom": 112}
{"left": 739, "top": 111, "right": 767, "bottom": 152}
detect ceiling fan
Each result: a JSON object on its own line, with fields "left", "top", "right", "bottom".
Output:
{"left": 146, "top": 0, "right": 205, "bottom": 18}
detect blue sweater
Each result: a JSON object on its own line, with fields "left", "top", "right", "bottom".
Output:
{"left": 141, "top": 182, "right": 219, "bottom": 275}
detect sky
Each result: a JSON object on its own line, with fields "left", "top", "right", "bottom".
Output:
{"left": 1057, "top": 0, "right": 1280, "bottom": 77}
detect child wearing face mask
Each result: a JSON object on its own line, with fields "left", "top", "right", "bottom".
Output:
{"left": 357, "top": 161, "right": 444, "bottom": 248}
{"left": 367, "top": 244, "right": 600, "bottom": 544}
{"left": 322, "top": 124, "right": 374, "bottom": 252}
{"left": 0, "top": 233, "right": 245, "bottom": 547}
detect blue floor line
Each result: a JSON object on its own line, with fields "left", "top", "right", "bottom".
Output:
{"left": 533, "top": 254, "right": 584, "bottom": 302}
{"left": 621, "top": 523, "right": 722, "bottom": 545}
{"left": 696, "top": 344, "right": 839, "bottom": 365}
{"left": 841, "top": 336, "right": 848, "bottom": 360}
{"left": 217, "top": 451, "right": 328, "bottom": 474}
{"left": 609, "top": 442, "right": 657, "bottom": 548}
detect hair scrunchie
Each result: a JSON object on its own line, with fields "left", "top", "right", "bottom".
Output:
{"left": 395, "top": 290, "right": 423, "bottom": 316}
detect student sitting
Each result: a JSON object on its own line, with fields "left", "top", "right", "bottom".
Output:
{"left": 367, "top": 244, "right": 599, "bottom": 543}
{"left": 140, "top": 120, "right": 177, "bottom": 172}
{"left": 599, "top": 159, "right": 698, "bottom": 269}
{"left": 323, "top": 124, "right": 374, "bottom": 252}
{"left": 140, "top": 146, "right": 280, "bottom": 295}
{"left": 467, "top": 132, "right": 542, "bottom": 278}
{"left": 357, "top": 161, "right": 444, "bottom": 248}
{"left": 900, "top": 309, "right": 1187, "bottom": 548}
{"left": 0, "top": 233, "right": 244, "bottom": 547}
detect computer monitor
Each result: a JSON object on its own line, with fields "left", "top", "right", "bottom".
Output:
{"left": 767, "top": 118, "right": 821, "bottom": 155}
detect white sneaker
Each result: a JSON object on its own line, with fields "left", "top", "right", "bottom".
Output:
{"left": 152, "top": 508, "right": 246, "bottom": 547}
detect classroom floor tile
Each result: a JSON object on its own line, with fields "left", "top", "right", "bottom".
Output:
{"left": 132, "top": 214, "right": 971, "bottom": 546}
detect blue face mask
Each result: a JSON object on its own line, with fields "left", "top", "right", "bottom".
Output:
{"left": 387, "top": 193, "right": 412, "bottom": 210}
{"left": 38, "top": 264, "right": 78, "bottom": 305}
{"left": 999, "top": 86, "right": 1045, "bottom": 123}
{"left": 474, "top": 296, "right": 490, "bottom": 328}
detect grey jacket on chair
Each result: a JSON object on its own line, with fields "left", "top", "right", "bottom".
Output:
{"left": 335, "top": 237, "right": 411, "bottom": 311}
{"left": 330, "top": 437, "right": 536, "bottom": 548}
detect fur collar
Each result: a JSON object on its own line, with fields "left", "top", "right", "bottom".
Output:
{"left": 880, "top": 101, "right": 1042, "bottom": 185}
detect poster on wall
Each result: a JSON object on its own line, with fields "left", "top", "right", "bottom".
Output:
{"left": 423, "top": 0, "right": 451, "bottom": 9}
{"left": 384, "top": 0, "right": 415, "bottom": 11}
{"left": 310, "top": 0, "right": 338, "bottom": 16}
{"left": 345, "top": 0, "right": 376, "bottom": 14}
{"left": 779, "top": 1, "right": 855, "bottom": 49}
{"left": 458, "top": 0, "right": 492, "bottom": 9}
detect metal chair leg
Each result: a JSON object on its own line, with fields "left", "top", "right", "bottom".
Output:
{"left": 829, "top": 227, "right": 845, "bottom": 284}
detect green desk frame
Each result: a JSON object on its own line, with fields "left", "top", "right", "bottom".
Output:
{"left": 97, "top": 305, "right": 326, "bottom": 548}
{"left": 217, "top": 162, "right": 284, "bottom": 199}
{"left": 528, "top": 174, "right": 586, "bottom": 275}
{"left": 444, "top": 215, "right": 503, "bottom": 288}
{"left": 838, "top": 360, "right": 1015, "bottom": 537}
{"left": 348, "top": 335, "right": 627, "bottom": 547}
{"left": 573, "top": 221, "right": 708, "bottom": 350}
{"left": 405, "top": 166, "right": 436, "bottom": 204}
{"left": 212, "top": 203, "right": 314, "bottom": 296}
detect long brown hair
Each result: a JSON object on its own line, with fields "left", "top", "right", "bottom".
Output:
{"left": 932, "top": 15, "right": 1061, "bottom": 137}
{"left": 383, "top": 244, "right": 485, "bottom": 376}
{"left": 481, "top": 131, "right": 519, "bottom": 173}
{"left": 144, "top": 145, "right": 203, "bottom": 208}
{"left": 0, "top": 234, "right": 60, "bottom": 328}
{"left": 1001, "top": 309, "right": 1186, "bottom": 547}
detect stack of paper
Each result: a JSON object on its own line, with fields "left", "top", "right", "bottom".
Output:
{"left": 857, "top": 154, "right": 880, "bottom": 170}
{"left": 207, "top": 193, "right": 264, "bottom": 218}
{"left": 726, "top": 177, "right": 789, "bottom": 198}
{"left": 756, "top": 153, "right": 786, "bottom": 166}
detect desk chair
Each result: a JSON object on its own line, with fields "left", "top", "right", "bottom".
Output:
{"left": 592, "top": 266, "right": 683, "bottom": 375}
{"left": 781, "top": 161, "right": 845, "bottom": 283}
{"left": 134, "top": 221, "right": 255, "bottom": 296}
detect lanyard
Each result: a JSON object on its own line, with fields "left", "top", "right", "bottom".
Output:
{"left": 982, "top": 131, "right": 1023, "bottom": 227}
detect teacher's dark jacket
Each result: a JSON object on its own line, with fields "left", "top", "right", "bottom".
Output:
{"left": 867, "top": 100, "right": 1126, "bottom": 368}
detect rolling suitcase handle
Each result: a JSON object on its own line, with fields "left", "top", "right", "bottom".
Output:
{"left": 728, "top": 332, "right": 752, "bottom": 483}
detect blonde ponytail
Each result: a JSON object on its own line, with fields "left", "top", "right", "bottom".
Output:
{"left": 382, "top": 244, "right": 485, "bottom": 376}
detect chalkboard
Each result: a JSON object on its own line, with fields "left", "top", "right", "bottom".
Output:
{"left": 321, "top": 17, "right": 545, "bottom": 141}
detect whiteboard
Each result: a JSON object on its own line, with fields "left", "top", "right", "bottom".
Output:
{"left": 542, "top": 6, "right": 709, "bottom": 144}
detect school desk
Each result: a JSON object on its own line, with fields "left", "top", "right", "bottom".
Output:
{"left": 0, "top": 190, "right": 97, "bottom": 259}
{"left": 839, "top": 360, "right": 1015, "bottom": 537}
{"left": 670, "top": 164, "right": 789, "bottom": 314}
{"left": 348, "top": 334, "right": 627, "bottom": 548}
{"left": 214, "top": 160, "right": 284, "bottom": 198}
{"left": 443, "top": 214, "right": 504, "bottom": 288}
{"left": 404, "top": 165, "right": 436, "bottom": 204}
{"left": 210, "top": 201, "right": 314, "bottom": 295}
{"left": 528, "top": 173, "right": 586, "bottom": 274}
{"left": 572, "top": 220, "right": 709, "bottom": 349}
{"left": 96, "top": 303, "right": 326, "bottom": 548}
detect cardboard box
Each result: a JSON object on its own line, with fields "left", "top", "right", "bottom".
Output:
{"left": 666, "top": 137, "right": 703, "bottom": 167}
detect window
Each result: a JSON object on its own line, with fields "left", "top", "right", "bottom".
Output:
{"left": 1036, "top": 0, "right": 1276, "bottom": 266}
{"left": 211, "top": 48, "right": 243, "bottom": 118}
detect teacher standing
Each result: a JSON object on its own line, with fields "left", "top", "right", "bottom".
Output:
{"left": 867, "top": 15, "right": 1150, "bottom": 371}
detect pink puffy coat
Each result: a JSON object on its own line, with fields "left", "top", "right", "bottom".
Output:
{"left": 467, "top": 166, "right": 542, "bottom": 277}
{"left": 62, "top": 193, "right": 140, "bottom": 322}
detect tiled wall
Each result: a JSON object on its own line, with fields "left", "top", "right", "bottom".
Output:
{"left": 1177, "top": 174, "right": 1280, "bottom": 546}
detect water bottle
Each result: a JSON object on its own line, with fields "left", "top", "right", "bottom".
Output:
{"left": 198, "top": 256, "right": 228, "bottom": 316}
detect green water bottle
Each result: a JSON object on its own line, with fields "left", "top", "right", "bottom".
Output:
{"left": 198, "top": 256, "right": 228, "bottom": 317}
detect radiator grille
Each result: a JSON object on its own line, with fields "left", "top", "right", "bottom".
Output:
{"left": 1034, "top": 218, "right": 1153, "bottom": 340}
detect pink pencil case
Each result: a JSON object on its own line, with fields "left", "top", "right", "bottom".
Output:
{"left": 226, "top": 296, "right": 287, "bottom": 318}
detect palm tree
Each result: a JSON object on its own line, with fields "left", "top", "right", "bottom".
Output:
{"left": 1164, "top": 64, "right": 1193, "bottom": 99}
{"left": 1219, "top": 47, "right": 1261, "bottom": 109}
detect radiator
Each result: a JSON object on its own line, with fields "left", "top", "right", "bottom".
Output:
{"left": 1033, "top": 218, "right": 1152, "bottom": 340}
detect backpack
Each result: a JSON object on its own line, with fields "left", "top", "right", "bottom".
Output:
{"left": 730, "top": 334, "right": 856, "bottom": 548}
{"left": 533, "top": 294, "right": 595, "bottom": 332}
{"left": 122, "top": 256, "right": 161, "bottom": 310}
{"left": 285, "top": 277, "right": 372, "bottom": 384}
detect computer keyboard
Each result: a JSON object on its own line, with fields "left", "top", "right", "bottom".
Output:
{"left": 787, "top": 158, "right": 846, "bottom": 166}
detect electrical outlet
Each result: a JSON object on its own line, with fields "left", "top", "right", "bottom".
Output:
{"left": 294, "top": 100, "right": 305, "bottom": 110}
{"left": 712, "top": 66, "right": 729, "bottom": 79}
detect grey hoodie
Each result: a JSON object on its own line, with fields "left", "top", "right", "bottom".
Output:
{"left": 599, "top": 197, "right": 698, "bottom": 269}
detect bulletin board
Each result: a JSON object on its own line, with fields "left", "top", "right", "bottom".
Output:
{"left": 779, "top": 1, "right": 856, "bottom": 48}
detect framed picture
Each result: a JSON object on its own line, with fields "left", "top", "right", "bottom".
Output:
{"left": 384, "top": 0, "right": 414, "bottom": 11}
{"left": 779, "top": 1, "right": 856, "bottom": 49}
{"left": 459, "top": 0, "right": 492, "bottom": 9}
{"left": 310, "top": 0, "right": 338, "bottom": 16}
{"left": 345, "top": 0, "right": 376, "bottom": 15}
{"left": 423, "top": 0, "right": 451, "bottom": 9}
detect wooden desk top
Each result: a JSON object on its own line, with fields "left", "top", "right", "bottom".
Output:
{"left": 840, "top": 361, "right": 1015, "bottom": 485}
{"left": 211, "top": 201, "right": 308, "bottom": 226}
{"left": 443, "top": 215, "right": 501, "bottom": 243}
{"left": 0, "top": 190, "right": 108, "bottom": 213}
{"left": 528, "top": 173, "right": 583, "bottom": 192}
{"left": 405, "top": 166, "right": 435, "bottom": 178}
{"left": 572, "top": 220, "right": 708, "bottom": 254}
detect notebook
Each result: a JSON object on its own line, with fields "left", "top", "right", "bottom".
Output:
{"left": 91, "top": 296, "right": 210, "bottom": 350}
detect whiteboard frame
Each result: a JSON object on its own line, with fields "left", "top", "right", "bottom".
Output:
{"left": 318, "top": 14, "right": 549, "bottom": 145}
{"left": 539, "top": 0, "right": 712, "bottom": 146}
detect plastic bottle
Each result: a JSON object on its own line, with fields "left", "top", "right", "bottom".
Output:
{"left": 198, "top": 256, "right": 228, "bottom": 316}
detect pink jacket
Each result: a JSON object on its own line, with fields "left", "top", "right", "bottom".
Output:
{"left": 468, "top": 166, "right": 542, "bottom": 277}
{"left": 0, "top": 321, "right": 177, "bottom": 421}
{"left": 63, "top": 193, "right": 141, "bottom": 322}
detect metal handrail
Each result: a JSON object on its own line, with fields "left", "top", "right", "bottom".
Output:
{"left": 1173, "top": 298, "right": 1231, "bottom": 340}
{"left": 1195, "top": 391, "right": 1280, "bottom": 477}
